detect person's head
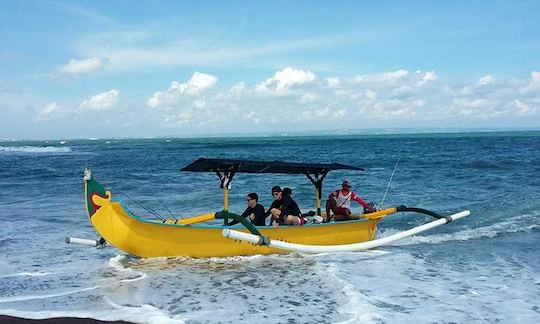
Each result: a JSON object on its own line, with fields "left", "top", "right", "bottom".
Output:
{"left": 271, "top": 186, "right": 282, "bottom": 200}
{"left": 246, "top": 192, "right": 258, "bottom": 207}
{"left": 341, "top": 179, "right": 352, "bottom": 191}
{"left": 282, "top": 187, "right": 292, "bottom": 197}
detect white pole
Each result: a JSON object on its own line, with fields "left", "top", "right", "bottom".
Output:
{"left": 65, "top": 237, "right": 101, "bottom": 247}
{"left": 223, "top": 210, "right": 470, "bottom": 254}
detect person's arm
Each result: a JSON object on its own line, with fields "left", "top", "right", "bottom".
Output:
{"left": 351, "top": 193, "right": 376, "bottom": 211}
{"left": 279, "top": 197, "right": 291, "bottom": 224}
{"left": 265, "top": 200, "right": 276, "bottom": 217}
{"left": 254, "top": 204, "right": 266, "bottom": 226}
{"left": 328, "top": 191, "right": 337, "bottom": 200}
{"left": 228, "top": 207, "right": 249, "bottom": 226}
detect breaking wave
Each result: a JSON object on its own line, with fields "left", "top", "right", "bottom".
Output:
{"left": 0, "top": 286, "right": 97, "bottom": 304}
{"left": 0, "top": 146, "right": 72, "bottom": 153}
{"left": 379, "top": 213, "right": 539, "bottom": 246}
{"left": 0, "top": 300, "right": 185, "bottom": 323}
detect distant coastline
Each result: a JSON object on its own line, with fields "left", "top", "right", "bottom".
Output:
{"left": 1, "top": 127, "right": 540, "bottom": 142}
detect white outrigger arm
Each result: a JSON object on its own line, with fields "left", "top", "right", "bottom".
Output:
{"left": 222, "top": 210, "right": 470, "bottom": 253}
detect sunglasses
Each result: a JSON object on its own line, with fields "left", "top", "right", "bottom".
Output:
{"left": 272, "top": 192, "right": 281, "bottom": 197}
{"left": 246, "top": 198, "right": 254, "bottom": 201}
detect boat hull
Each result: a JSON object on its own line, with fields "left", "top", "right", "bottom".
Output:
{"left": 85, "top": 175, "right": 378, "bottom": 258}
{"left": 88, "top": 195, "right": 376, "bottom": 258}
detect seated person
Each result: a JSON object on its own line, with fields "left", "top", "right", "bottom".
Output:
{"left": 228, "top": 193, "right": 266, "bottom": 226}
{"left": 326, "top": 179, "right": 377, "bottom": 222}
{"left": 272, "top": 187, "right": 304, "bottom": 227}
{"left": 266, "top": 186, "right": 283, "bottom": 226}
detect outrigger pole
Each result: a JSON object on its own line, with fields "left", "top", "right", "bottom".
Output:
{"left": 223, "top": 209, "right": 471, "bottom": 253}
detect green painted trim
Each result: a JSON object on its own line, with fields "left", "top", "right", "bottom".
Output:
{"left": 215, "top": 211, "right": 262, "bottom": 235}
{"left": 85, "top": 177, "right": 107, "bottom": 218}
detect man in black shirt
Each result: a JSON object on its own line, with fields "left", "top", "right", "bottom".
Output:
{"left": 278, "top": 187, "right": 303, "bottom": 226}
{"left": 229, "top": 192, "right": 266, "bottom": 226}
{"left": 266, "top": 186, "right": 283, "bottom": 226}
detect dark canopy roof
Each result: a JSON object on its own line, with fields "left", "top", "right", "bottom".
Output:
{"left": 181, "top": 158, "right": 364, "bottom": 175}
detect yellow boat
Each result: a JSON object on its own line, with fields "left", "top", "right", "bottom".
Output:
{"left": 81, "top": 158, "right": 469, "bottom": 258}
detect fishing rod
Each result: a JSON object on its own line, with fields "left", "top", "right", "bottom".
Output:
{"left": 156, "top": 198, "right": 178, "bottom": 220}
{"left": 118, "top": 191, "right": 165, "bottom": 220}
{"left": 380, "top": 157, "right": 400, "bottom": 209}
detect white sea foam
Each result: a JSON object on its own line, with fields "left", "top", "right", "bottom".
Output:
{"left": 120, "top": 273, "right": 147, "bottom": 283}
{"left": 326, "top": 263, "right": 384, "bottom": 323}
{"left": 0, "top": 286, "right": 97, "bottom": 303}
{"left": 378, "top": 213, "right": 539, "bottom": 246}
{"left": 108, "top": 255, "right": 148, "bottom": 282}
{"left": 0, "top": 271, "right": 54, "bottom": 278}
{"left": 0, "top": 301, "right": 185, "bottom": 324}
{"left": 0, "top": 146, "right": 71, "bottom": 153}
{"left": 326, "top": 248, "right": 540, "bottom": 323}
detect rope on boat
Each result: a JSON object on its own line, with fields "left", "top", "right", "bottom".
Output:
{"left": 380, "top": 157, "right": 400, "bottom": 209}
{"left": 118, "top": 191, "right": 165, "bottom": 220}
{"left": 222, "top": 210, "right": 470, "bottom": 253}
{"left": 156, "top": 198, "right": 178, "bottom": 220}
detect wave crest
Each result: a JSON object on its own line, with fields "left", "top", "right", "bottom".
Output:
{"left": 0, "top": 146, "right": 72, "bottom": 153}
{"left": 378, "top": 213, "right": 539, "bottom": 245}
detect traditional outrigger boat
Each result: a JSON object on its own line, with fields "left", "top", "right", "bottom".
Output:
{"left": 75, "top": 158, "right": 470, "bottom": 258}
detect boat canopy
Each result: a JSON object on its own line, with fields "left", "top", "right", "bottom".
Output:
{"left": 181, "top": 158, "right": 364, "bottom": 174}
{"left": 181, "top": 158, "right": 364, "bottom": 216}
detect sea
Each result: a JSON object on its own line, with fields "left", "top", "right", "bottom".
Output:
{"left": 0, "top": 131, "right": 539, "bottom": 323}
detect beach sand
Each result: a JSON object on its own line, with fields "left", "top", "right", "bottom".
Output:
{"left": 0, "top": 316, "right": 133, "bottom": 323}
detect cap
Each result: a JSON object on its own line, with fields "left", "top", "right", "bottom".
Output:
{"left": 342, "top": 179, "right": 351, "bottom": 187}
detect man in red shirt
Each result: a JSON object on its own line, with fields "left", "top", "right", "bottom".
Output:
{"left": 325, "top": 179, "right": 376, "bottom": 222}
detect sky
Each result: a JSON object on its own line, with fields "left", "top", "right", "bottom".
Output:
{"left": 1, "top": 0, "right": 539, "bottom": 139}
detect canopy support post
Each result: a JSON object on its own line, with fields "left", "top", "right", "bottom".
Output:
{"left": 305, "top": 170, "right": 328, "bottom": 216}
{"left": 216, "top": 170, "right": 236, "bottom": 225}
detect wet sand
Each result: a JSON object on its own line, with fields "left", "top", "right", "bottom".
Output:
{"left": 0, "top": 316, "right": 133, "bottom": 323}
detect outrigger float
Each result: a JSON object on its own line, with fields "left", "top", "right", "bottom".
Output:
{"left": 72, "top": 158, "right": 470, "bottom": 258}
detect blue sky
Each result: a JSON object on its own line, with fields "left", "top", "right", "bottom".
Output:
{"left": 1, "top": 0, "right": 539, "bottom": 139}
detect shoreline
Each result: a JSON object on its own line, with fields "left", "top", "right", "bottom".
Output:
{"left": 0, "top": 316, "right": 133, "bottom": 323}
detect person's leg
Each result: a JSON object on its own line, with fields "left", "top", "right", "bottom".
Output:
{"left": 284, "top": 215, "right": 302, "bottom": 225}
{"left": 333, "top": 208, "right": 352, "bottom": 221}
{"left": 270, "top": 208, "right": 281, "bottom": 227}
{"left": 325, "top": 199, "right": 335, "bottom": 221}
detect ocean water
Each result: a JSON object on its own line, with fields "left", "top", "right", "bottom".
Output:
{"left": 0, "top": 132, "right": 539, "bottom": 323}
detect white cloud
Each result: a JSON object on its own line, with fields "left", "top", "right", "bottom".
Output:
{"left": 37, "top": 102, "right": 60, "bottom": 120}
{"left": 186, "top": 72, "right": 218, "bottom": 91}
{"left": 192, "top": 100, "right": 206, "bottom": 109}
{"left": 520, "top": 71, "right": 540, "bottom": 94}
{"left": 164, "top": 112, "right": 193, "bottom": 125}
{"left": 453, "top": 98, "right": 491, "bottom": 109}
{"left": 256, "top": 67, "right": 316, "bottom": 93}
{"left": 301, "top": 106, "right": 346, "bottom": 120}
{"left": 354, "top": 69, "right": 408, "bottom": 84}
{"left": 364, "top": 89, "right": 376, "bottom": 100}
{"left": 514, "top": 99, "right": 534, "bottom": 116}
{"left": 417, "top": 70, "right": 438, "bottom": 86}
{"left": 79, "top": 89, "right": 119, "bottom": 111}
{"left": 134, "top": 69, "right": 540, "bottom": 132}
{"left": 59, "top": 57, "right": 106, "bottom": 76}
{"left": 477, "top": 74, "right": 495, "bottom": 86}
{"left": 325, "top": 77, "right": 341, "bottom": 88}
{"left": 300, "top": 92, "right": 318, "bottom": 103}
{"left": 146, "top": 72, "right": 218, "bottom": 108}
{"left": 72, "top": 29, "right": 361, "bottom": 72}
